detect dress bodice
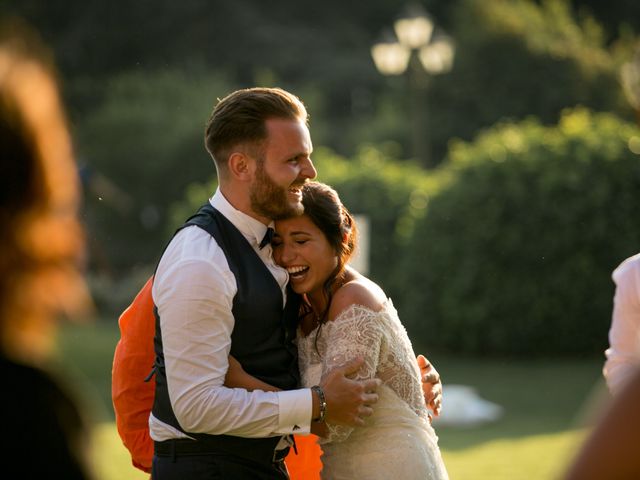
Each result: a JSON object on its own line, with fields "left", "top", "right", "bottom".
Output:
{"left": 296, "top": 300, "right": 449, "bottom": 480}
{"left": 298, "top": 300, "right": 429, "bottom": 437}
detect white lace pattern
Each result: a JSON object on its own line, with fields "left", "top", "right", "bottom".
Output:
{"left": 298, "top": 300, "right": 449, "bottom": 480}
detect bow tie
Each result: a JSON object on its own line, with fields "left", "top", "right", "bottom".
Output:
{"left": 259, "top": 227, "right": 275, "bottom": 249}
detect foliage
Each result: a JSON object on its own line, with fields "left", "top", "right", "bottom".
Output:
{"left": 86, "top": 266, "right": 155, "bottom": 318}
{"left": 423, "top": 0, "right": 635, "bottom": 165}
{"left": 167, "top": 177, "right": 219, "bottom": 232}
{"left": 568, "top": 0, "right": 640, "bottom": 42}
{"left": 7, "top": 0, "right": 637, "bottom": 171}
{"left": 75, "top": 69, "right": 232, "bottom": 273}
{"left": 399, "top": 108, "right": 640, "bottom": 355}
{"left": 313, "top": 145, "right": 440, "bottom": 301}
{"left": 0, "top": 0, "right": 423, "bottom": 158}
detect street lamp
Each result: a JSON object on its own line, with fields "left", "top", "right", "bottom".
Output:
{"left": 371, "top": 3, "right": 455, "bottom": 167}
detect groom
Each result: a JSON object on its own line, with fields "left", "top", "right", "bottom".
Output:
{"left": 150, "top": 87, "right": 441, "bottom": 479}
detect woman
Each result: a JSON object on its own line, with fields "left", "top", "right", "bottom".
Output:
{"left": 228, "top": 181, "right": 448, "bottom": 479}
{"left": 0, "top": 19, "right": 94, "bottom": 479}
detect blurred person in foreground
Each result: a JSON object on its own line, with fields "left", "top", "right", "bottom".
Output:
{"left": 564, "top": 366, "right": 640, "bottom": 479}
{"left": 563, "top": 253, "right": 640, "bottom": 479}
{"left": 0, "top": 18, "right": 94, "bottom": 479}
{"left": 603, "top": 253, "right": 640, "bottom": 395}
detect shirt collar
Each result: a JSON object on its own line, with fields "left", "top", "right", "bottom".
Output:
{"left": 210, "top": 188, "right": 275, "bottom": 249}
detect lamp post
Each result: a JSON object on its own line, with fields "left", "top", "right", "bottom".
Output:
{"left": 371, "top": 3, "right": 454, "bottom": 167}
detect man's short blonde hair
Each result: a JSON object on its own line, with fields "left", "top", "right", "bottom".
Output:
{"left": 204, "top": 87, "right": 308, "bottom": 173}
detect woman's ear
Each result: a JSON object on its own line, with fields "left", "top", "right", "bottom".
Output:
{"left": 228, "top": 152, "right": 255, "bottom": 181}
{"left": 342, "top": 231, "right": 349, "bottom": 245}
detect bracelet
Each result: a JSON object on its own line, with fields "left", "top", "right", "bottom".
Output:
{"left": 311, "top": 385, "right": 327, "bottom": 423}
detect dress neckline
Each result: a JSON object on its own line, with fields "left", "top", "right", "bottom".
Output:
{"left": 297, "top": 299, "right": 392, "bottom": 339}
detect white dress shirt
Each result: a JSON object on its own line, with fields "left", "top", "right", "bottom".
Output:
{"left": 603, "top": 253, "right": 640, "bottom": 395}
{"left": 149, "top": 188, "right": 312, "bottom": 441}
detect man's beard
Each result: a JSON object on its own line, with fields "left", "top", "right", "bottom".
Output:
{"left": 250, "top": 163, "right": 304, "bottom": 220}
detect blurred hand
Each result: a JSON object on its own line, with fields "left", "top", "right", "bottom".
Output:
{"left": 417, "top": 354, "right": 442, "bottom": 418}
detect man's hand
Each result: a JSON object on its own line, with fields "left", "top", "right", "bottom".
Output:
{"left": 318, "top": 356, "right": 381, "bottom": 426}
{"left": 417, "top": 354, "right": 442, "bottom": 418}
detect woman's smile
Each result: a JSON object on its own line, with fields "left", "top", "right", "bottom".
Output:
{"left": 273, "top": 214, "right": 338, "bottom": 298}
{"left": 286, "top": 265, "right": 310, "bottom": 281}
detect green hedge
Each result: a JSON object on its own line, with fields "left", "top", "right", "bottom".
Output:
{"left": 398, "top": 108, "right": 640, "bottom": 355}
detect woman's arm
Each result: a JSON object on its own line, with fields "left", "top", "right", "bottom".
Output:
{"left": 321, "top": 307, "right": 383, "bottom": 443}
{"left": 224, "top": 355, "right": 280, "bottom": 392}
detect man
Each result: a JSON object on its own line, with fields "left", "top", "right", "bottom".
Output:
{"left": 150, "top": 87, "right": 440, "bottom": 479}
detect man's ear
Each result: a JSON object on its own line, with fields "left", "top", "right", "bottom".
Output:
{"left": 228, "top": 152, "right": 255, "bottom": 181}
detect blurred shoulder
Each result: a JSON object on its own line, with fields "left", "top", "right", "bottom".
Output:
{"left": 613, "top": 253, "right": 640, "bottom": 285}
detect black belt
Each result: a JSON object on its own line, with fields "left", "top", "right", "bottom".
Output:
{"left": 154, "top": 436, "right": 290, "bottom": 464}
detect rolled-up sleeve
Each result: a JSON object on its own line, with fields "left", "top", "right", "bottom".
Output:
{"left": 604, "top": 256, "right": 640, "bottom": 395}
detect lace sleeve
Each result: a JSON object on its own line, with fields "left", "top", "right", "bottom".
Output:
{"left": 320, "top": 305, "right": 384, "bottom": 444}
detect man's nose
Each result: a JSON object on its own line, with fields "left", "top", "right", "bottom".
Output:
{"left": 301, "top": 157, "right": 317, "bottom": 180}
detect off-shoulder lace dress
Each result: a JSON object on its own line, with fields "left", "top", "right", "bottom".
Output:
{"left": 298, "top": 300, "right": 449, "bottom": 480}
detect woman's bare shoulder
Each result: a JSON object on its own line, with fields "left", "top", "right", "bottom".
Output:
{"left": 328, "top": 274, "right": 387, "bottom": 321}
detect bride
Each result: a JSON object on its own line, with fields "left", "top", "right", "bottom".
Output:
{"left": 275, "top": 181, "right": 448, "bottom": 480}
{"left": 228, "top": 181, "right": 449, "bottom": 479}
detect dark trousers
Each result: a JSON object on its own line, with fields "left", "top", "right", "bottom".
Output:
{"left": 152, "top": 438, "right": 290, "bottom": 480}
{"left": 152, "top": 454, "right": 289, "bottom": 480}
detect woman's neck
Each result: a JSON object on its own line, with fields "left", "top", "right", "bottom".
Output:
{"left": 300, "top": 268, "right": 357, "bottom": 336}
{"left": 305, "top": 267, "right": 354, "bottom": 320}
{"left": 305, "top": 292, "right": 327, "bottom": 321}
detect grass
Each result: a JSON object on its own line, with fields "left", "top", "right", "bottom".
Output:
{"left": 56, "top": 321, "right": 607, "bottom": 480}
{"left": 91, "top": 422, "right": 149, "bottom": 480}
{"left": 426, "top": 350, "right": 605, "bottom": 480}
{"left": 441, "top": 429, "right": 587, "bottom": 480}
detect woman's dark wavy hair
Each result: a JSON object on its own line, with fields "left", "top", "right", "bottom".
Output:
{"left": 298, "top": 181, "right": 358, "bottom": 348}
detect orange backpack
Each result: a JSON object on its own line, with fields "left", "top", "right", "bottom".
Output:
{"left": 111, "top": 214, "right": 322, "bottom": 477}
{"left": 111, "top": 275, "right": 156, "bottom": 473}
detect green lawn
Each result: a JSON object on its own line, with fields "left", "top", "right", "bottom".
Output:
{"left": 427, "top": 351, "right": 605, "bottom": 480}
{"left": 57, "top": 321, "right": 606, "bottom": 480}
